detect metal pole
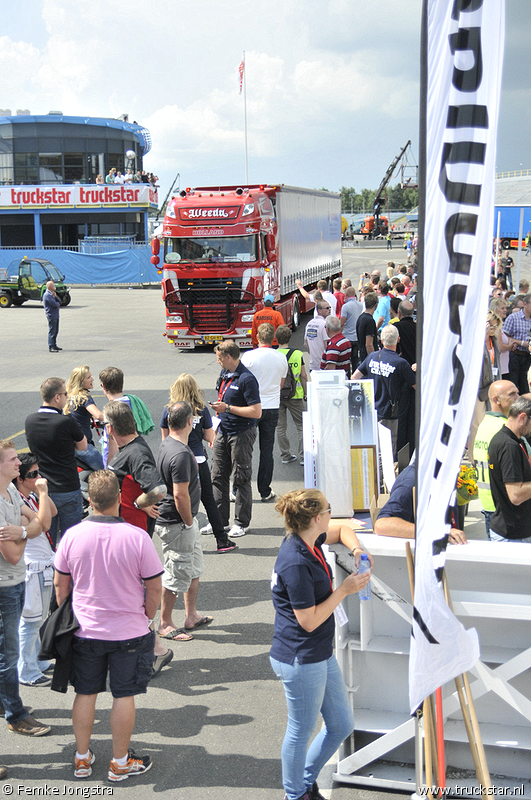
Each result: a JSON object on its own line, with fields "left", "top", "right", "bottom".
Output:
{"left": 516, "top": 207, "right": 524, "bottom": 291}
{"left": 243, "top": 51, "right": 248, "bottom": 184}
{"left": 495, "top": 210, "right": 501, "bottom": 266}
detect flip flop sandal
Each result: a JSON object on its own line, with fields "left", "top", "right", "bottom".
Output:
{"left": 184, "top": 616, "right": 214, "bottom": 631}
{"left": 158, "top": 628, "right": 194, "bottom": 641}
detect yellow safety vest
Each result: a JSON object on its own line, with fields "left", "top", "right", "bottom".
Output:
{"left": 473, "top": 413, "right": 505, "bottom": 511}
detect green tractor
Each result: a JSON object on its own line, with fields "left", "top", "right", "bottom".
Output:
{"left": 0, "top": 257, "right": 71, "bottom": 308}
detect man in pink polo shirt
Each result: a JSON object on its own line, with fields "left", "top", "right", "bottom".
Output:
{"left": 54, "top": 470, "right": 163, "bottom": 782}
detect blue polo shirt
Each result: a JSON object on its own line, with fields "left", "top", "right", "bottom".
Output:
{"left": 270, "top": 532, "right": 334, "bottom": 665}
{"left": 376, "top": 463, "right": 415, "bottom": 524}
{"left": 217, "top": 362, "right": 261, "bottom": 435}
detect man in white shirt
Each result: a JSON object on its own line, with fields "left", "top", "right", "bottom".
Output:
{"left": 296, "top": 278, "right": 337, "bottom": 316}
{"left": 241, "top": 323, "right": 287, "bottom": 502}
{"left": 304, "top": 300, "right": 331, "bottom": 371}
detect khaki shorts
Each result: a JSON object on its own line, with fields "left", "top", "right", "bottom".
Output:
{"left": 154, "top": 517, "right": 204, "bottom": 594}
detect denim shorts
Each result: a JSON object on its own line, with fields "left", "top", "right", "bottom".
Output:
{"left": 71, "top": 631, "right": 154, "bottom": 698}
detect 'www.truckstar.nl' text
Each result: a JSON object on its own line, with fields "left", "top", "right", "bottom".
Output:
{"left": 418, "top": 786, "right": 525, "bottom": 797}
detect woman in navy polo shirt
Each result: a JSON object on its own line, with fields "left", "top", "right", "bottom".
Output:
{"left": 270, "top": 490, "right": 373, "bottom": 800}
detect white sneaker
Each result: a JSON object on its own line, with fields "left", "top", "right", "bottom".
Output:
{"left": 201, "top": 523, "right": 229, "bottom": 535}
{"left": 281, "top": 455, "right": 297, "bottom": 464}
{"left": 228, "top": 524, "right": 249, "bottom": 538}
{"left": 261, "top": 492, "right": 276, "bottom": 502}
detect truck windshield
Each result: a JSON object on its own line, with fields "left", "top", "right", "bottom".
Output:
{"left": 165, "top": 235, "right": 257, "bottom": 264}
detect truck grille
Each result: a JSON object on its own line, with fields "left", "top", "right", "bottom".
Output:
{"left": 165, "top": 277, "right": 254, "bottom": 334}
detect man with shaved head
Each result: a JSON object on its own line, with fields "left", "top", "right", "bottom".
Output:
{"left": 473, "top": 379, "right": 519, "bottom": 538}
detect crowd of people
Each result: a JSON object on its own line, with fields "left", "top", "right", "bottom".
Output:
{"left": 301, "top": 265, "right": 419, "bottom": 460}
{"left": 3, "top": 258, "right": 531, "bottom": 795}
{"left": 100, "top": 168, "right": 159, "bottom": 187}
{"left": 0, "top": 331, "right": 311, "bottom": 785}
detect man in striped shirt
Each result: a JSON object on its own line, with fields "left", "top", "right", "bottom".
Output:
{"left": 320, "top": 316, "right": 351, "bottom": 374}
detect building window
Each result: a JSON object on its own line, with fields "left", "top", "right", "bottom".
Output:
{"left": 0, "top": 153, "right": 14, "bottom": 185}
{"left": 39, "top": 153, "right": 63, "bottom": 183}
{"left": 14, "top": 153, "right": 38, "bottom": 184}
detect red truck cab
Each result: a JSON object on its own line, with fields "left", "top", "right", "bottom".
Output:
{"left": 154, "top": 184, "right": 342, "bottom": 350}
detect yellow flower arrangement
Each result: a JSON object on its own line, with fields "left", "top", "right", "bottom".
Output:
{"left": 456, "top": 464, "right": 478, "bottom": 506}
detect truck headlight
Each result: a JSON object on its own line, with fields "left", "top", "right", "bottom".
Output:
{"left": 241, "top": 314, "right": 254, "bottom": 322}
{"left": 167, "top": 315, "right": 183, "bottom": 324}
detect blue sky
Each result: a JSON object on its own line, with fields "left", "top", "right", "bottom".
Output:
{"left": 1, "top": 0, "right": 528, "bottom": 198}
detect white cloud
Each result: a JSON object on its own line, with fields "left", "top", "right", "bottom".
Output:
{"left": 0, "top": 0, "right": 529, "bottom": 193}
{"left": 0, "top": 36, "right": 41, "bottom": 97}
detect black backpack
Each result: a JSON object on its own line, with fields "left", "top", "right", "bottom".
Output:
{"left": 280, "top": 349, "right": 297, "bottom": 401}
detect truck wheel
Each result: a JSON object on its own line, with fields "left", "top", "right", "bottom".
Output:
{"left": 501, "top": 239, "right": 510, "bottom": 251}
{"left": 61, "top": 292, "right": 71, "bottom": 307}
{"left": 291, "top": 297, "right": 300, "bottom": 331}
{"left": 0, "top": 293, "right": 12, "bottom": 308}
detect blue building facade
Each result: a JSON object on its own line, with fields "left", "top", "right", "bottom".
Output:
{"left": 0, "top": 114, "right": 157, "bottom": 249}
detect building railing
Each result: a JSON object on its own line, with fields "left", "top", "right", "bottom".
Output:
{"left": 0, "top": 242, "right": 149, "bottom": 252}
{"left": 495, "top": 169, "right": 531, "bottom": 179}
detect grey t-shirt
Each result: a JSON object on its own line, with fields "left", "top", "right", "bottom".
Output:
{"left": 340, "top": 298, "right": 364, "bottom": 340}
{"left": 157, "top": 437, "right": 201, "bottom": 524}
{"left": 0, "top": 484, "right": 26, "bottom": 586}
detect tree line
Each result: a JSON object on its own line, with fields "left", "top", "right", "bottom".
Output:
{"left": 339, "top": 184, "right": 418, "bottom": 214}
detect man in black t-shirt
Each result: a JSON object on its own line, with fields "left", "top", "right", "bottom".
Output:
{"left": 356, "top": 292, "right": 378, "bottom": 362}
{"left": 393, "top": 301, "right": 416, "bottom": 366}
{"left": 488, "top": 396, "right": 531, "bottom": 541}
{"left": 155, "top": 402, "right": 212, "bottom": 640}
{"left": 105, "top": 402, "right": 165, "bottom": 537}
{"left": 353, "top": 325, "right": 416, "bottom": 458}
{"left": 25, "top": 377, "right": 87, "bottom": 545}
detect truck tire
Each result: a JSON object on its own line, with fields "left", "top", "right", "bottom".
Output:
{"left": 501, "top": 239, "right": 510, "bottom": 251}
{"left": 0, "top": 292, "right": 12, "bottom": 308}
{"left": 291, "top": 296, "right": 300, "bottom": 331}
{"left": 61, "top": 292, "right": 72, "bottom": 307}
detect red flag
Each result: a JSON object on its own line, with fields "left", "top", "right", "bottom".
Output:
{"left": 238, "top": 60, "right": 244, "bottom": 94}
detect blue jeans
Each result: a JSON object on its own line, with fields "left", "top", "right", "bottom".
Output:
{"left": 257, "top": 408, "right": 279, "bottom": 498}
{"left": 75, "top": 443, "right": 104, "bottom": 471}
{"left": 0, "top": 583, "right": 29, "bottom": 724}
{"left": 49, "top": 489, "right": 83, "bottom": 546}
{"left": 482, "top": 509, "right": 493, "bottom": 540}
{"left": 270, "top": 655, "right": 354, "bottom": 800}
{"left": 490, "top": 530, "right": 531, "bottom": 543}
{"left": 18, "top": 572, "right": 53, "bottom": 684}
{"left": 47, "top": 316, "right": 59, "bottom": 349}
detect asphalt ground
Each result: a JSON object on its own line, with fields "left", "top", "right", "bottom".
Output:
{"left": 0, "top": 246, "right": 527, "bottom": 799}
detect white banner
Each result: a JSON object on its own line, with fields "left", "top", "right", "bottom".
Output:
{"left": 410, "top": 0, "right": 504, "bottom": 714}
{"left": 0, "top": 184, "right": 158, "bottom": 209}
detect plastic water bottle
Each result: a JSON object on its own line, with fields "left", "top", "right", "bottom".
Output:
{"left": 358, "top": 554, "right": 372, "bottom": 601}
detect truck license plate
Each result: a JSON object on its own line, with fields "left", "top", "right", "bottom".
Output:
{"left": 202, "top": 335, "right": 223, "bottom": 343}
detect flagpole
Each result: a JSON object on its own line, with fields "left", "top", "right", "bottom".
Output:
{"left": 243, "top": 51, "right": 248, "bottom": 184}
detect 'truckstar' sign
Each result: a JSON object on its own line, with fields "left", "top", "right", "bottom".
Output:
{"left": 1, "top": 185, "right": 158, "bottom": 209}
